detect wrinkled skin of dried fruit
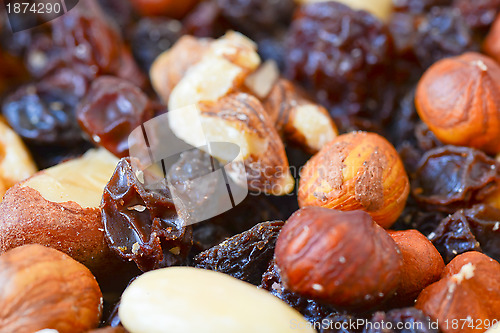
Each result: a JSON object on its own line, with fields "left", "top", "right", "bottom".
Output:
{"left": 320, "top": 312, "right": 361, "bottom": 333}
{"left": 77, "top": 76, "right": 154, "bottom": 157}
{"left": 412, "top": 146, "right": 500, "bottom": 212}
{"left": 102, "top": 158, "right": 192, "bottom": 271}
{"left": 453, "top": 0, "right": 500, "bottom": 31}
{"left": 392, "top": 0, "right": 453, "bottom": 13}
{"left": 363, "top": 307, "right": 438, "bottom": 333}
{"left": 285, "top": 2, "right": 394, "bottom": 129}
{"left": 194, "top": 220, "right": 283, "bottom": 285}
{"left": 430, "top": 204, "right": 500, "bottom": 263}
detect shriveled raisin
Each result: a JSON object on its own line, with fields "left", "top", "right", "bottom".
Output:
{"left": 363, "top": 308, "right": 438, "bottom": 333}
{"left": 76, "top": 76, "right": 154, "bottom": 157}
{"left": 430, "top": 204, "right": 500, "bottom": 263}
{"left": 412, "top": 146, "right": 500, "bottom": 212}
{"left": 194, "top": 220, "right": 283, "bottom": 285}
{"left": 392, "top": 0, "right": 453, "bottom": 13}
{"left": 102, "top": 157, "right": 192, "bottom": 272}
{"left": 453, "top": 0, "right": 500, "bottom": 31}
{"left": 320, "top": 313, "right": 361, "bottom": 333}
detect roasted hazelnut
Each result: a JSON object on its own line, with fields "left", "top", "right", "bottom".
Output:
{"left": 415, "top": 52, "right": 500, "bottom": 154}
{"left": 416, "top": 251, "right": 500, "bottom": 333}
{"left": 388, "top": 230, "right": 444, "bottom": 303}
{"left": 275, "top": 207, "right": 403, "bottom": 310}
{"left": 0, "top": 244, "right": 102, "bottom": 333}
{"left": 298, "top": 131, "right": 410, "bottom": 228}
{"left": 484, "top": 15, "right": 500, "bottom": 63}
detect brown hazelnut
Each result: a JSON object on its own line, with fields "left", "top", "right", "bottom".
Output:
{"left": 415, "top": 251, "right": 500, "bottom": 333}
{"left": 298, "top": 131, "right": 410, "bottom": 228}
{"left": 484, "top": 15, "right": 500, "bottom": 63}
{"left": 415, "top": 52, "right": 500, "bottom": 154}
{"left": 275, "top": 207, "right": 403, "bottom": 310}
{"left": 388, "top": 230, "right": 444, "bottom": 303}
{"left": 0, "top": 244, "right": 102, "bottom": 333}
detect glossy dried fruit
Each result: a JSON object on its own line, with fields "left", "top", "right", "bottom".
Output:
{"left": 363, "top": 307, "right": 439, "bottom": 333}
{"left": 454, "top": 0, "right": 500, "bottom": 31}
{"left": 320, "top": 312, "right": 361, "bottom": 333}
{"left": 275, "top": 207, "right": 402, "bottom": 310}
{"left": 416, "top": 52, "right": 500, "bottom": 154}
{"left": 412, "top": 146, "right": 500, "bottom": 212}
{"left": 194, "top": 220, "right": 283, "bottom": 285}
{"left": 102, "top": 157, "right": 192, "bottom": 272}
{"left": 298, "top": 131, "right": 410, "bottom": 228}
{"left": 430, "top": 204, "right": 500, "bottom": 263}
{"left": 77, "top": 76, "right": 154, "bottom": 157}
{"left": 392, "top": 0, "right": 452, "bottom": 13}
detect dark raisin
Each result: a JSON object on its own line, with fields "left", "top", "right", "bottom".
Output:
{"left": 453, "top": 0, "right": 500, "bottom": 31}
{"left": 194, "top": 220, "right": 284, "bottom": 285}
{"left": 191, "top": 222, "right": 231, "bottom": 253}
{"left": 320, "top": 313, "right": 361, "bottom": 333}
{"left": 102, "top": 157, "right": 192, "bottom": 271}
{"left": 285, "top": 2, "right": 394, "bottom": 131}
{"left": 363, "top": 307, "right": 438, "bottom": 332}
{"left": 27, "top": 141, "right": 95, "bottom": 170}
{"left": 392, "top": 198, "right": 446, "bottom": 236}
{"left": 392, "top": 0, "right": 453, "bottom": 13}
{"left": 76, "top": 76, "right": 154, "bottom": 157}
{"left": 182, "top": 1, "right": 230, "bottom": 38}
{"left": 431, "top": 204, "right": 500, "bottom": 263}
{"left": 130, "top": 18, "right": 182, "bottom": 72}
{"left": 97, "top": 0, "right": 134, "bottom": 30}
{"left": 2, "top": 71, "right": 87, "bottom": 145}
{"left": 412, "top": 146, "right": 500, "bottom": 212}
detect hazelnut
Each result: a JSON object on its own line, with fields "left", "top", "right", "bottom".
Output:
{"left": 294, "top": 0, "right": 393, "bottom": 22}
{"left": 388, "top": 230, "right": 444, "bottom": 303}
{"left": 416, "top": 251, "right": 500, "bottom": 333}
{"left": 298, "top": 131, "right": 410, "bottom": 228}
{"left": 415, "top": 52, "right": 500, "bottom": 154}
{"left": 484, "top": 15, "right": 500, "bottom": 63}
{"left": 275, "top": 207, "right": 402, "bottom": 310}
{"left": 0, "top": 244, "right": 102, "bottom": 333}
{"left": 263, "top": 78, "right": 338, "bottom": 154}
{"left": 119, "top": 267, "right": 315, "bottom": 333}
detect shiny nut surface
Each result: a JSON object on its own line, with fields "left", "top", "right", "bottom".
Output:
{"left": 298, "top": 131, "right": 409, "bottom": 228}
{"left": 119, "top": 267, "right": 315, "bottom": 333}
{"left": 0, "top": 244, "right": 102, "bottom": 333}
{"left": 275, "top": 207, "right": 402, "bottom": 310}
{"left": 416, "top": 251, "right": 500, "bottom": 333}
{"left": 416, "top": 52, "right": 500, "bottom": 154}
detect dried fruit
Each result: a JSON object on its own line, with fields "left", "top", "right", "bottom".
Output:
{"left": 0, "top": 244, "right": 102, "bottom": 333}
{"left": 454, "top": 0, "right": 500, "bottom": 31}
{"left": 129, "top": 0, "right": 200, "bottom": 18}
{"left": 363, "top": 307, "right": 439, "bottom": 333}
{"left": 102, "top": 157, "right": 192, "bottom": 272}
{"left": 416, "top": 52, "right": 500, "bottom": 154}
{"left": 415, "top": 251, "right": 500, "bottom": 333}
{"left": 412, "top": 146, "right": 500, "bottom": 212}
{"left": 392, "top": 0, "right": 452, "bottom": 13}
{"left": 194, "top": 220, "right": 283, "bottom": 285}
{"left": 77, "top": 76, "right": 154, "bottom": 157}
{"left": 388, "top": 230, "right": 444, "bottom": 303}
{"left": 119, "top": 267, "right": 316, "bottom": 333}
{"left": 296, "top": 0, "right": 394, "bottom": 22}
{"left": 275, "top": 207, "right": 403, "bottom": 310}
{"left": 298, "top": 131, "right": 410, "bottom": 228}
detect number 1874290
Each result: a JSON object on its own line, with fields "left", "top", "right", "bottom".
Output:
{"left": 5, "top": 2, "right": 62, "bottom": 14}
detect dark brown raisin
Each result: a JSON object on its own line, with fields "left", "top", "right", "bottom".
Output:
{"left": 194, "top": 220, "right": 283, "bottom": 285}
{"left": 363, "top": 308, "right": 438, "bottom": 332}
{"left": 102, "top": 157, "right": 192, "bottom": 272}
{"left": 320, "top": 313, "right": 361, "bottom": 333}
{"left": 76, "top": 76, "right": 154, "bottom": 157}
{"left": 453, "top": 0, "right": 500, "bottom": 31}
{"left": 412, "top": 146, "right": 500, "bottom": 212}
{"left": 430, "top": 204, "right": 500, "bottom": 263}
{"left": 182, "top": 1, "right": 230, "bottom": 38}
{"left": 393, "top": 0, "right": 453, "bottom": 13}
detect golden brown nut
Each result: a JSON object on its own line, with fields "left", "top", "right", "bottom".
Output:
{"left": 275, "top": 207, "right": 402, "bottom": 310}
{"left": 0, "top": 244, "right": 102, "bottom": 333}
{"left": 416, "top": 251, "right": 500, "bottom": 333}
{"left": 298, "top": 131, "right": 409, "bottom": 228}
{"left": 263, "top": 78, "right": 338, "bottom": 153}
{"left": 388, "top": 230, "right": 444, "bottom": 303}
{"left": 483, "top": 15, "right": 500, "bottom": 63}
{"left": 416, "top": 52, "right": 500, "bottom": 154}
{"left": 0, "top": 149, "right": 128, "bottom": 286}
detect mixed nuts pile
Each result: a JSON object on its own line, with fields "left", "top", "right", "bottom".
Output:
{"left": 0, "top": 0, "right": 500, "bottom": 332}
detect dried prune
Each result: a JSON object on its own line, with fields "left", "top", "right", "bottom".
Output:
{"left": 363, "top": 308, "right": 438, "bottom": 333}
{"left": 102, "top": 158, "right": 192, "bottom": 271}
{"left": 130, "top": 18, "right": 182, "bottom": 72}
{"left": 76, "top": 76, "right": 154, "bottom": 157}
{"left": 285, "top": 2, "right": 394, "bottom": 130}
{"left": 260, "top": 260, "right": 337, "bottom": 324}
{"left": 453, "top": 0, "right": 500, "bottom": 31}
{"left": 194, "top": 220, "right": 283, "bottom": 285}
{"left": 2, "top": 71, "right": 87, "bottom": 145}
{"left": 412, "top": 146, "right": 500, "bottom": 212}
{"left": 430, "top": 204, "right": 500, "bottom": 263}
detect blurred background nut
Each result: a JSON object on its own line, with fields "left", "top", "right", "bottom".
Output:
{"left": 388, "top": 230, "right": 444, "bottom": 304}
{"left": 483, "top": 12, "right": 500, "bottom": 62}
{"left": 0, "top": 118, "right": 37, "bottom": 200}
{"left": 298, "top": 131, "right": 409, "bottom": 228}
{"left": 294, "top": 0, "right": 394, "bottom": 22}
{"left": 275, "top": 207, "right": 403, "bottom": 310}
{"left": 0, "top": 149, "right": 129, "bottom": 287}
{"left": 129, "top": 0, "right": 200, "bottom": 18}
{"left": 0, "top": 244, "right": 102, "bottom": 333}
{"left": 119, "top": 267, "right": 315, "bottom": 333}
{"left": 416, "top": 251, "right": 500, "bottom": 333}
{"left": 415, "top": 52, "right": 500, "bottom": 154}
